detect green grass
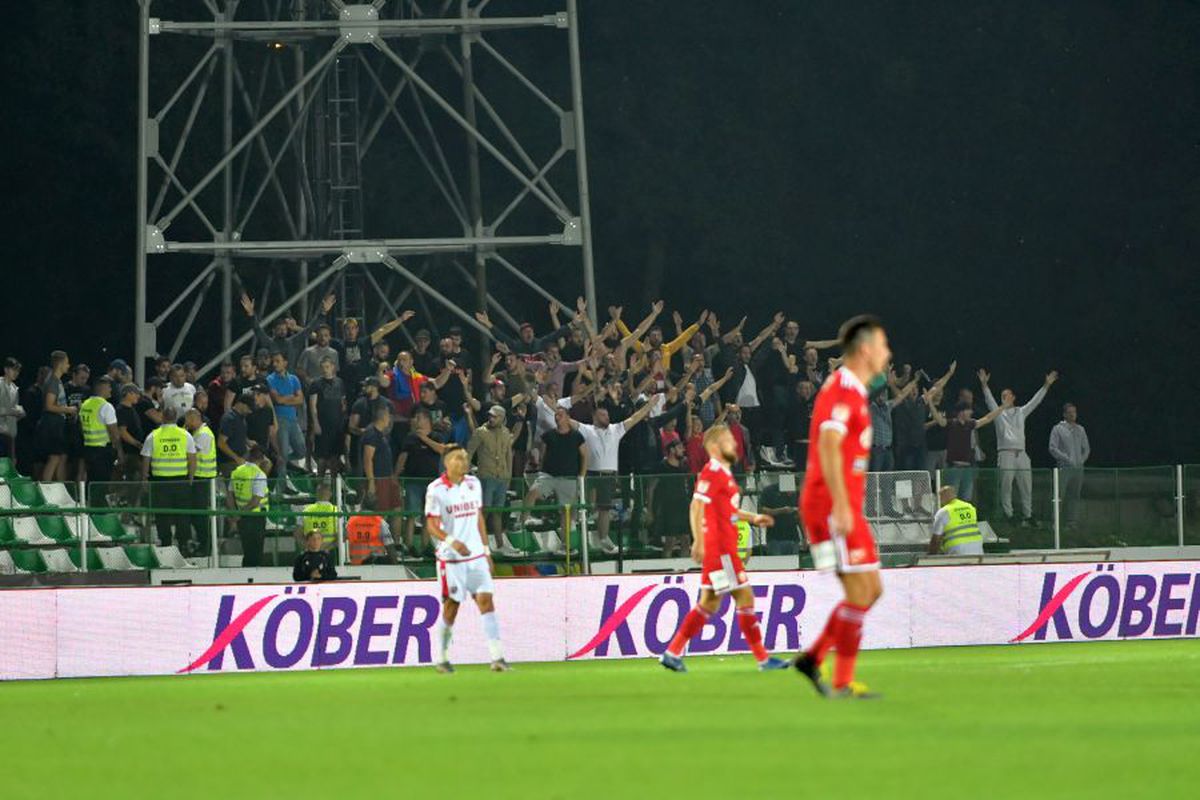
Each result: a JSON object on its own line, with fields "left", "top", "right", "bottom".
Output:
{"left": 6, "top": 641, "right": 1199, "bottom": 799}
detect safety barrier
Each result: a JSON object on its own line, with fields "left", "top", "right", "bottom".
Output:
{"left": 0, "top": 463, "right": 1196, "bottom": 577}
{"left": 2, "top": 559, "right": 1198, "bottom": 680}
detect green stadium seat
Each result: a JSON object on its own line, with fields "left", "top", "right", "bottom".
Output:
{"left": 410, "top": 563, "right": 437, "bottom": 579}
{"left": 40, "top": 482, "right": 79, "bottom": 508}
{"left": 8, "top": 479, "right": 45, "bottom": 508}
{"left": 506, "top": 529, "right": 540, "bottom": 554}
{"left": 13, "top": 517, "right": 54, "bottom": 544}
{"left": 9, "top": 549, "right": 47, "bottom": 573}
{"left": 96, "top": 546, "right": 136, "bottom": 570}
{"left": 88, "top": 514, "right": 136, "bottom": 543}
{"left": 0, "top": 550, "right": 24, "bottom": 574}
{"left": 68, "top": 547, "right": 105, "bottom": 571}
{"left": 0, "top": 517, "right": 15, "bottom": 544}
{"left": 37, "top": 515, "right": 80, "bottom": 544}
{"left": 123, "top": 544, "right": 159, "bottom": 569}
{"left": 41, "top": 548, "right": 78, "bottom": 572}
{"left": 0, "top": 457, "right": 18, "bottom": 481}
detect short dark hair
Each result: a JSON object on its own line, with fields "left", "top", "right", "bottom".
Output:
{"left": 271, "top": 351, "right": 287, "bottom": 362}
{"left": 838, "top": 314, "right": 884, "bottom": 355}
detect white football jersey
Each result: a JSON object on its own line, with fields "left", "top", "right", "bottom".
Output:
{"left": 424, "top": 474, "right": 485, "bottom": 561}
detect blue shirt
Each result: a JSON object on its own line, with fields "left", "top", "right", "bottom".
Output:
{"left": 267, "top": 371, "right": 302, "bottom": 422}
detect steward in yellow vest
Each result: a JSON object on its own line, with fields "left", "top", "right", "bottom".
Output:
{"left": 929, "top": 486, "right": 983, "bottom": 555}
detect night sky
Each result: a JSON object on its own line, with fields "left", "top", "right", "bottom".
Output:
{"left": 2, "top": 1, "right": 1198, "bottom": 465}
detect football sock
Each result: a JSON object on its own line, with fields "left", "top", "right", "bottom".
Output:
{"left": 437, "top": 619, "right": 454, "bottom": 663}
{"left": 736, "top": 606, "right": 770, "bottom": 663}
{"left": 481, "top": 612, "right": 504, "bottom": 661}
{"left": 806, "top": 602, "right": 845, "bottom": 665}
{"left": 666, "top": 606, "right": 711, "bottom": 657}
{"left": 832, "top": 603, "right": 869, "bottom": 689}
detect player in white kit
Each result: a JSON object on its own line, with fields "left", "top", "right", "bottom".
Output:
{"left": 424, "top": 446, "right": 510, "bottom": 673}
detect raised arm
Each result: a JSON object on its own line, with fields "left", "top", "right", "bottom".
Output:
{"left": 804, "top": 338, "right": 839, "bottom": 351}
{"left": 1021, "top": 371, "right": 1056, "bottom": 416}
{"left": 748, "top": 312, "right": 785, "bottom": 353}
{"left": 623, "top": 393, "right": 663, "bottom": 430}
{"left": 978, "top": 369, "right": 998, "bottom": 411}
{"left": 932, "top": 360, "right": 957, "bottom": 393}
{"left": 619, "top": 301, "right": 665, "bottom": 347}
{"left": 974, "top": 405, "right": 1004, "bottom": 429}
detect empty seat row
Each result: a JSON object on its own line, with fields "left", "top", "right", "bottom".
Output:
{"left": 0, "top": 545, "right": 196, "bottom": 574}
{"left": 0, "top": 513, "right": 137, "bottom": 546}
{"left": 0, "top": 479, "right": 80, "bottom": 510}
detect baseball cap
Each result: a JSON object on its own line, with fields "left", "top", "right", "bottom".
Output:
{"left": 519, "top": 322, "right": 534, "bottom": 332}
{"left": 108, "top": 358, "right": 129, "bottom": 372}
{"left": 488, "top": 405, "right": 506, "bottom": 420}
{"left": 448, "top": 325, "right": 463, "bottom": 336}
{"left": 119, "top": 383, "right": 142, "bottom": 399}
{"left": 362, "top": 376, "right": 381, "bottom": 388}
{"left": 146, "top": 377, "right": 165, "bottom": 389}
{"left": 415, "top": 329, "right": 431, "bottom": 341}
{"left": 232, "top": 393, "right": 252, "bottom": 407}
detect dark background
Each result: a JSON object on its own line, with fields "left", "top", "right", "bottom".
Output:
{"left": 2, "top": 1, "right": 1198, "bottom": 466}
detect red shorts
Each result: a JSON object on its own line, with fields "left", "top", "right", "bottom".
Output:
{"left": 801, "top": 503, "right": 879, "bottom": 573}
{"left": 700, "top": 536, "right": 748, "bottom": 594}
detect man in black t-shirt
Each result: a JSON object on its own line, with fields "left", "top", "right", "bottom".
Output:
{"left": 114, "top": 384, "right": 144, "bottom": 483}
{"left": 396, "top": 410, "right": 449, "bottom": 554}
{"left": 307, "top": 356, "right": 346, "bottom": 476}
{"left": 63, "top": 363, "right": 91, "bottom": 477}
{"left": 136, "top": 378, "right": 165, "bottom": 439}
{"left": 520, "top": 406, "right": 587, "bottom": 544}
{"left": 348, "top": 377, "right": 391, "bottom": 476}
{"left": 417, "top": 382, "right": 449, "bottom": 432}
{"left": 650, "top": 439, "right": 692, "bottom": 557}
{"left": 245, "top": 385, "right": 277, "bottom": 472}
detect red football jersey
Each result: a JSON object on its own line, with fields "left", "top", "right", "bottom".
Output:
{"left": 801, "top": 367, "right": 872, "bottom": 513}
{"left": 692, "top": 458, "right": 740, "bottom": 552}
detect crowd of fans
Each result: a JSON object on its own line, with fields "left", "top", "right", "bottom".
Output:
{"left": 0, "top": 292, "right": 1089, "bottom": 558}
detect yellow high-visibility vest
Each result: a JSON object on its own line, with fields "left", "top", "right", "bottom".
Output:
{"left": 231, "top": 462, "right": 269, "bottom": 513}
{"left": 940, "top": 498, "right": 982, "bottom": 554}
{"left": 150, "top": 424, "right": 189, "bottom": 477}
{"left": 79, "top": 396, "right": 110, "bottom": 448}
{"left": 195, "top": 424, "right": 217, "bottom": 479}
{"left": 303, "top": 500, "right": 338, "bottom": 548}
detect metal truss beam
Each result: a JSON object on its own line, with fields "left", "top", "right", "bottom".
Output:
{"left": 136, "top": 0, "right": 597, "bottom": 383}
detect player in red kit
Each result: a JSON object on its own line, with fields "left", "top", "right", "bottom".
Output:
{"left": 660, "top": 424, "right": 789, "bottom": 672}
{"left": 792, "top": 315, "right": 891, "bottom": 699}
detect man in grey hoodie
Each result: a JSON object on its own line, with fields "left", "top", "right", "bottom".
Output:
{"left": 978, "top": 368, "right": 1058, "bottom": 525}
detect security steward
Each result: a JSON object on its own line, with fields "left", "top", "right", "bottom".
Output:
{"left": 229, "top": 444, "right": 271, "bottom": 567}
{"left": 140, "top": 405, "right": 197, "bottom": 548}
{"left": 184, "top": 408, "right": 218, "bottom": 556}
{"left": 346, "top": 508, "right": 399, "bottom": 564}
{"left": 79, "top": 376, "right": 121, "bottom": 506}
{"left": 297, "top": 481, "right": 338, "bottom": 552}
{"left": 928, "top": 485, "right": 984, "bottom": 555}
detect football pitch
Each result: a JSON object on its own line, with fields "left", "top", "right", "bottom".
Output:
{"left": 7, "top": 640, "right": 1198, "bottom": 799}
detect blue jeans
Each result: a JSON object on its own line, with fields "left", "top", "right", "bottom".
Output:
{"left": 946, "top": 464, "right": 976, "bottom": 502}
{"left": 480, "top": 477, "right": 508, "bottom": 510}
{"left": 276, "top": 416, "right": 306, "bottom": 471}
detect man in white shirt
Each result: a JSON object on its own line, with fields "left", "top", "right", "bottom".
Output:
{"left": 569, "top": 397, "right": 660, "bottom": 555}
{"left": 1049, "top": 403, "right": 1091, "bottom": 529}
{"left": 424, "top": 446, "right": 509, "bottom": 673}
{"left": 978, "top": 368, "right": 1058, "bottom": 525}
{"left": 161, "top": 363, "right": 198, "bottom": 419}
{"left": 0, "top": 357, "right": 25, "bottom": 459}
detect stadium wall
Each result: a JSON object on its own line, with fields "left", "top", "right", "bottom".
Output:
{"left": 2, "top": 561, "right": 1199, "bottom": 680}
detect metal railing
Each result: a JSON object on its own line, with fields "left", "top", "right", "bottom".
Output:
{"left": 0, "top": 465, "right": 1195, "bottom": 577}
